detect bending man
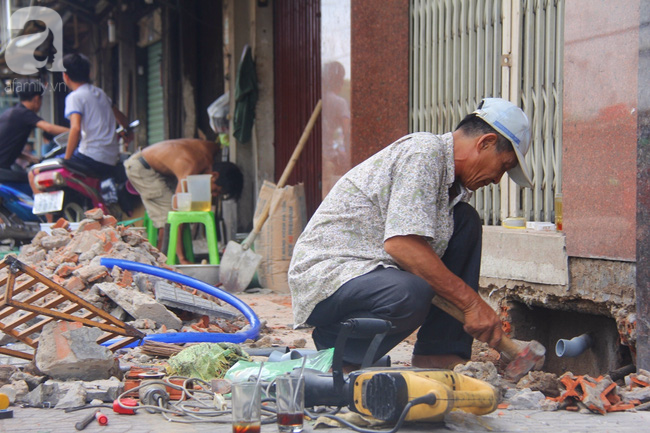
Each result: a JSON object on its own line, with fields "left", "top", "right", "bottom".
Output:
{"left": 124, "top": 138, "right": 243, "bottom": 263}
{"left": 288, "top": 98, "right": 533, "bottom": 369}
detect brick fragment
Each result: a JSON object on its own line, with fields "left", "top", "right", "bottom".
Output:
{"left": 101, "top": 215, "right": 118, "bottom": 227}
{"left": 84, "top": 208, "right": 104, "bottom": 220}
{"left": 55, "top": 263, "right": 82, "bottom": 277}
{"left": 73, "top": 264, "right": 109, "bottom": 283}
{"left": 77, "top": 220, "right": 102, "bottom": 232}
{"left": 64, "top": 276, "right": 85, "bottom": 292}
{"left": 52, "top": 218, "right": 70, "bottom": 230}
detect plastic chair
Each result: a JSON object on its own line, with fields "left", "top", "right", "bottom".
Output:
{"left": 143, "top": 212, "right": 157, "bottom": 246}
{"left": 166, "top": 211, "right": 220, "bottom": 265}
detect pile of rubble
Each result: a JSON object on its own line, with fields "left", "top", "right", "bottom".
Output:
{"left": 0, "top": 210, "right": 258, "bottom": 401}
{"left": 3, "top": 209, "right": 245, "bottom": 332}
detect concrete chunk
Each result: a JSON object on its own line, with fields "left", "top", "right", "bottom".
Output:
{"left": 83, "top": 377, "right": 123, "bottom": 402}
{"left": 55, "top": 382, "right": 87, "bottom": 409}
{"left": 34, "top": 321, "right": 117, "bottom": 381}
{"left": 154, "top": 281, "right": 238, "bottom": 320}
{"left": 24, "top": 381, "right": 60, "bottom": 408}
{"left": 97, "top": 282, "right": 182, "bottom": 330}
{"left": 508, "top": 388, "right": 546, "bottom": 410}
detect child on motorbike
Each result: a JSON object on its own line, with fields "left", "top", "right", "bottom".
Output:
{"left": 28, "top": 53, "right": 131, "bottom": 220}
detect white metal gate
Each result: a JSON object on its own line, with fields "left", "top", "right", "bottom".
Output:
{"left": 410, "top": 0, "right": 564, "bottom": 224}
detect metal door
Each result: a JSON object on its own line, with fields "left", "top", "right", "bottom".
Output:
{"left": 410, "top": 0, "right": 564, "bottom": 224}
{"left": 273, "top": 0, "right": 322, "bottom": 217}
{"left": 147, "top": 41, "right": 165, "bottom": 146}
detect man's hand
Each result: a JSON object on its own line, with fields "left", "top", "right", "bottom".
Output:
{"left": 385, "top": 234, "right": 504, "bottom": 349}
{"left": 461, "top": 296, "right": 504, "bottom": 349}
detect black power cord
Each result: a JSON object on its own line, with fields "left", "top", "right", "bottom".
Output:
{"left": 319, "top": 394, "right": 439, "bottom": 433}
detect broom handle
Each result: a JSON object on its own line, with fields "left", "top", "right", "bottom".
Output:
{"left": 250, "top": 100, "right": 322, "bottom": 236}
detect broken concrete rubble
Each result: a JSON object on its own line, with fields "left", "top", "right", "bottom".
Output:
{"left": 507, "top": 388, "right": 546, "bottom": 410}
{"left": 516, "top": 371, "right": 561, "bottom": 397}
{"left": 96, "top": 282, "right": 182, "bottom": 330}
{"left": 35, "top": 321, "right": 118, "bottom": 381}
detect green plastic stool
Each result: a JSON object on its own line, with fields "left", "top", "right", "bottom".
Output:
{"left": 166, "top": 211, "right": 220, "bottom": 265}
{"left": 143, "top": 212, "right": 158, "bottom": 246}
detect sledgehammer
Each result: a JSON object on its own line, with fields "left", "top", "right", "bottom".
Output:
{"left": 431, "top": 295, "right": 545, "bottom": 381}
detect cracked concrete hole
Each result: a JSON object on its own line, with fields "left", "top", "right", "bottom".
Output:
{"left": 504, "top": 301, "right": 633, "bottom": 377}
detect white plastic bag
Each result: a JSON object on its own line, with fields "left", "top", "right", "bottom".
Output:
{"left": 207, "top": 92, "right": 230, "bottom": 133}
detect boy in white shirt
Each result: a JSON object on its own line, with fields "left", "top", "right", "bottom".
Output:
{"left": 61, "top": 52, "right": 129, "bottom": 178}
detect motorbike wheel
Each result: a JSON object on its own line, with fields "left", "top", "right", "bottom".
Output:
{"left": 56, "top": 191, "right": 91, "bottom": 222}
{"left": 62, "top": 202, "right": 87, "bottom": 222}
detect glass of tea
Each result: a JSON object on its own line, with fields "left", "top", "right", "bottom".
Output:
{"left": 275, "top": 376, "right": 304, "bottom": 433}
{"left": 231, "top": 382, "right": 261, "bottom": 433}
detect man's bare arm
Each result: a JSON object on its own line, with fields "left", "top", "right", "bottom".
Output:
{"left": 65, "top": 113, "right": 82, "bottom": 160}
{"left": 35, "top": 120, "right": 69, "bottom": 136}
{"left": 384, "top": 234, "right": 503, "bottom": 348}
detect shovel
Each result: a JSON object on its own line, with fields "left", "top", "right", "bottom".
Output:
{"left": 220, "top": 100, "right": 322, "bottom": 292}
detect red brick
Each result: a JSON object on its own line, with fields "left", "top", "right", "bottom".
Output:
{"left": 101, "top": 215, "right": 118, "bottom": 227}
{"left": 78, "top": 220, "right": 102, "bottom": 232}
{"left": 64, "top": 276, "right": 85, "bottom": 292}
{"left": 55, "top": 263, "right": 82, "bottom": 277}
{"left": 84, "top": 208, "right": 104, "bottom": 220}
{"left": 117, "top": 270, "right": 133, "bottom": 288}
{"left": 52, "top": 218, "right": 70, "bottom": 230}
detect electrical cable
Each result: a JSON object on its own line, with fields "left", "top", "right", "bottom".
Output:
{"left": 112, "top": 376, "right": 279, "bottom": 424}
{"left": 319, "top": 394, "right": 438, "bottom": 433}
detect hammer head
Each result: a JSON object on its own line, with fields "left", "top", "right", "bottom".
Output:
{"left": 504, "top": 340, "right": 546, "bottom": 382}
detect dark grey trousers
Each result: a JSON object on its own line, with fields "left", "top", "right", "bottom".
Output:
{"left": 306, "top": 202, "right": 482, "bottom": 365}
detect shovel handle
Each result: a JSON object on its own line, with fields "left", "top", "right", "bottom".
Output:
{"left": 431, "top": 295, "right": 520, "bottom": 359}
{"left": 250, "top": 100, "right": 322, "bottom": 236}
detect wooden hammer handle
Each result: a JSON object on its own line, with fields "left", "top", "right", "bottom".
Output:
{"left": 431, "top": 295, "right": 520, "bottom": 359}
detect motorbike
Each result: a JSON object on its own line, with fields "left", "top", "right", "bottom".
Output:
{"left": 0, "top": 169, "right": 41, "bottom": 246}
{"left": 30, "top": 120, "right": 141, "bottom": 222}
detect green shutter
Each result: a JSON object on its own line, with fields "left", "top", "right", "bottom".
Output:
{"left": 147, "top": 41, "right": 165, "bottom": 145}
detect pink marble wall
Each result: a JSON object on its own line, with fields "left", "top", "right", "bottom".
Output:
{"left": 349, "top": 0, "right": 410, "bottom": 165}
{"left": 563, "top": 0, "right": 639, "bottom": 260}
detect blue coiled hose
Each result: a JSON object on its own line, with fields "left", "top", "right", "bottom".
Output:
{"left": 100, "top": 258, "right": 261, "bottom": 346}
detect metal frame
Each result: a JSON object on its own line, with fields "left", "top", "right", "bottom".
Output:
{"left": 0, "top": 256, "right": 144, "bottom": 360}
{"left": 409, "top": 0, "right": 564, "bottom": 224}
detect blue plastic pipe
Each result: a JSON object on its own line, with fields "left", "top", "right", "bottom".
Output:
{"left": 555, "top": 333, "right": 593, "bottom": 358}
{"left": 100, "top": 258, "right": 261, "bottom": 346}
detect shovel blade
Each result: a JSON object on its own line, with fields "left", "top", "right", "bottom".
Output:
{"left": 219, "top": 240, "right": 262, "bottom": 293}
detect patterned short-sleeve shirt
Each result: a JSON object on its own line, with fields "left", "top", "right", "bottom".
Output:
{"left": 288, "top": 132, "right": 470, "bottom": 326}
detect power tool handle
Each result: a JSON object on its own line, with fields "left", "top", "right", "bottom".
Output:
{"left": 75, "top": 410, "right": 98, "bottom": 430}
{"left": 431, "top": 295, "right": 521, "bottom": 359}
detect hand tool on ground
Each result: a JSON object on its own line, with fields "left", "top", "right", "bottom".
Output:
{"left": 220, "top": 100, "right": 322, "bottom": 293}
{"left": 430, "top": 294, "right": 546, "bottom": 381}
{"left": 75, "top": 409, "right": 100, "bottom": 430}
{"left": 299, "top": 318, "right": 499, "bottom": 427}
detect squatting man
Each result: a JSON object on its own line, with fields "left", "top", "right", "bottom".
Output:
{"left": 288, "top": 98, "right": 533, "bottom": 370}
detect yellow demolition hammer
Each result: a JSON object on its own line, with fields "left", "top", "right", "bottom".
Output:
{"left": 298, "top": 318, "right": 498, "bottom": 424}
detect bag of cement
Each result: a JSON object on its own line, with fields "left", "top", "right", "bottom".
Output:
{"left": 167, "top": 342, "right": 250, "bottom": 381}
{"left": 224, "top": 348, "right": 334, "bottom": 383}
